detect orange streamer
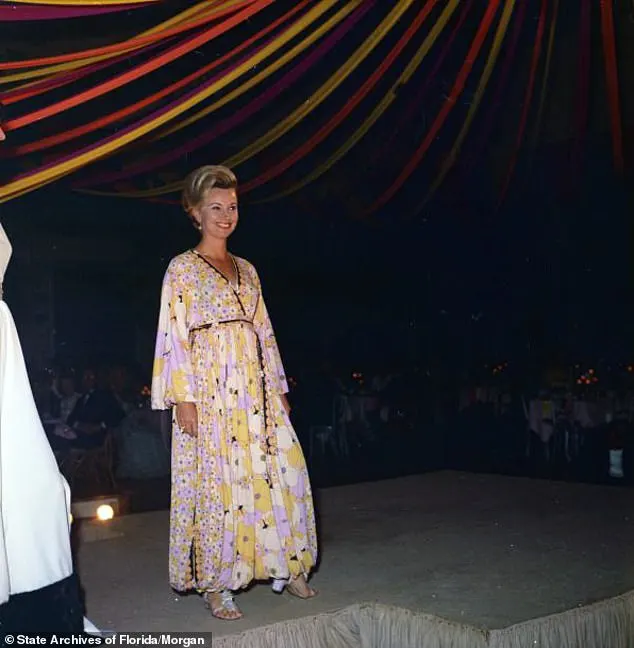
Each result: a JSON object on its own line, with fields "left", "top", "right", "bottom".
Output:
{"left": 3, "top": 0, "right": 271, "bottom": 131}
{"left": 9, "top": 2, "right": 310, "bottom": 155}
{"left": 2, "top": 38, "right": 166, "bottom": 105}
{"left": 365, "top": 1, "right": 502, "bottom": 217}
{"left": 497, "top": 0, "right": 547, "bottom": 208}
{"left": 599, "top": 0, "right": 624, "bottom": 172}
{"left": 569, "top": 0, "right": 591, "bottom": 185}
{"left": 0, "top": 0, "right": 236, "bottom": 71}
{"left": 241, "top": 0, "right": 437, "bottom": 193}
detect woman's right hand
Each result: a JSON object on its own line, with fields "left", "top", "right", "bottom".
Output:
{"left": 176, "top": 402, "right": 198, "bottom": 437}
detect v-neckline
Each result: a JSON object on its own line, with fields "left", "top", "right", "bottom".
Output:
{"left": 192, "top": 249, "right": 240, "bottom": 289}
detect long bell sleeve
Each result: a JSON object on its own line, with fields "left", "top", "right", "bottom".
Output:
{"left": 151, "top": 262, "right": 197, "bottom": 410}
{"left": 253, "top": 272, "right": 289, "bottom": 395}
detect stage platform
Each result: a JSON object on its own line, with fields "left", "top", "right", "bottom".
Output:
{"left": 77, "top": 471, "right": 634, "bottom": 647}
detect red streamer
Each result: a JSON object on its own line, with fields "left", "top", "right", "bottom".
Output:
{"left": 464, "top": 0, "right": 526, "bottom": 176}
{"left": 0, "top": 3, "right": 152, "bottom": 21}
{"left": 599, "top": 0, "right": 624, "bottom": 172}
{"left": 1, "top": 37, "right": 168, "bottom": 105}
{"left": 0, "top": 0, "right": 244, "bottom": 70}
{"left": 240, "top": 0, "right": 437, "bottom": 193}
{"left": 569, "top": 0, "right": 591, "bottom": 187}
{"left": 74, "top": 0, "right": 370, "bottom": 188}
{"left": 366, "top": 0, "right": 475, "bottom": 170}
{"left": 9, "top": 2, "right": 310, "bottom": 155}
{"left": 3, "top": 0, "right": 271, "bottom": 131}
{"left": 497, "top": 0, "right": 547, "bottom": 209}
{"left": 364, "top": 1, "right": 502, "bottom": 217}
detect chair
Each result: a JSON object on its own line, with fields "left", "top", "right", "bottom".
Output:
{"left": 333, "top": 394, "right": 349, "bottom": 458}
{"left": 308, "top": 425, "right": 339, "bottom": 462}
{"left": 524, "top": 398, "right": 557, "bottom": 463}
{"left": 61, "top": 432, "right": 116, "bottom": 490}
{"left": 308, "top": 395, "right": 350, "bottom": 463}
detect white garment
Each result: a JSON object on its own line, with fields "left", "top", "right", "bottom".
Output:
{"left": 0, "top": 224, "right": 10, "bottom": 300}
{"left": 0, "top": 224, "right": 98, "bottom": 633}
{"left": 0, "top": 300, "right": 74, "bottom": 602}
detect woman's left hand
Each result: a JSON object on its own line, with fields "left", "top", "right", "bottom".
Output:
{"left": 281, "top": 393, "right": 291, "bottom": 416}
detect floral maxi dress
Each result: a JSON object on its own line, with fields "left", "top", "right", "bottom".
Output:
{"left": 151, "top": 250, "right": 317, "bottom": 593}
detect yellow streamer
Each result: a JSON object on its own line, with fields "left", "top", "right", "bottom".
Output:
{"left": 0, "top": 0, "right": 238, "bottom": 85}
{"left": 255, "top": 0, "right": 461, "bottom": 204}
{"left": 8, "top": 1, "right": 157, "bottom": 5}
{"left": 0, "top": 0, "right": 341, "bottom": 203}
{"left": 110, "top": 0, "right": 417, "bottom": 198}
{"left": 152, "top": 2, "right": 359, "bottom": 141}
{"left": 417, "top": 0, "right": 516, "bottom": 211}
{"left": 223, "top": 2, "right": 415, "bottom": 168}
{"left": 530, "top": 0, "right": 558, "bottom": 149}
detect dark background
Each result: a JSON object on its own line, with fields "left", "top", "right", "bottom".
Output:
{"left": 1, "top": 1, "right": 633, "bottom": 381}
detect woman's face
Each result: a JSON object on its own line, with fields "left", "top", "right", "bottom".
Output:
{"left": 193, "top": 187, "right": 239, "bottom": 240}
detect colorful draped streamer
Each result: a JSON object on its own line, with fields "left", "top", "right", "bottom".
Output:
{"left": 3, "top": 1, "right": 270, "bottom": 131}
{"left": 222, "top": 0, "right": 415, "bottom": 173}
{"left": 569, "top": 0, "right": 591, "bottom": 188}
{"left": 0, "top": 2, "right": 229, "bottom": 102}
{"left": 365, "top": 1, "right": 502, "bottom": 217}
{"left": 600, "top": 0, "right": 624, "bottom": 172}
{"left": 6, "top": 0, "right": 158, "bottom": 5}
{"left": 9, "top": 3, "right": 311, "bottom": 156}
{"left": 89, "top": 0, "right": 416, "bottom": 199}
{"left": 365, "top": 0, "right": 475, "bottom": 170}
{"left": 145, "top": 0, "right": 357, "bottom": 141}
{"left": 0, "top": 3, "right": 151, "bottom": 20}
{"left": 463, "top": 0, "right": 526, "bottom": 177}
{"left": 0, "top": 36, "right": 168, "bottom": 106}
{"left": 0, "top": 0, "right": 230, "bottom": 83}
{"left": 497, "top": 0, "right": 548, "bottom": 209}
{"left": 417, "top": 0, "right": 516, "bottom": 212}
{"left": 239, "top": 0, "right": 437, "bottom": 194}
{"left": 530, "top": 0, "right": 558, "bottom": 151}
{"left": 0, "top": 0, "right": 628, "bottom": 208}
{"left": 75, "top": 0, "right": 365, "bottom": 189}
{"left": 255, "top": 0, "right": 463, "bottom": 203}
{"left": 0, "top": 0, "right": 226, "bottom": 87}
{"left": 0, "top": 0, "right": 345, "bottom": 202}
{"left": 0, "top": 0, "right": 231, "bottom": 71}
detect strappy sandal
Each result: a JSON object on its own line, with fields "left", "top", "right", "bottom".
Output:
{"left": 272, "top": 576, "right": 318, "bottom": 599}
{"left": 203, "top": 590, "right": 243, "bottom": 620}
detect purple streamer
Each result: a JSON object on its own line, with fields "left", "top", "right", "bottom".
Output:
{"left": 7, "top": 2, "right": 369, "bottom": 191}
{"left": 368, "top": 0, "right": 474, "bottom": 168}
{"left": 0, "top": 3, "right": 153, "bottom": 21}
{"left": 74, "top": 1, "right": 373, "bottom": 189}
{"left": 0, "top": 37, "right": 169, "bottom": 103}
{"left": 5, "top": 13, "right": 277, "bottom": 182}
{"left": 70, "top": 36, "right": 278, "bottom": 186}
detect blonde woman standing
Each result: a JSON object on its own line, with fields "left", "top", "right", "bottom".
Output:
{"left": 152, "top": 166, "right": 318, "bottom": 620}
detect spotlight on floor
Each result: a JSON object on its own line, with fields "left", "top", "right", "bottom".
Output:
{"left": 72, "top": 496, "right": 121, "bottom": 521}
{"left": 71, "top": 496, "right": 125, "bottom": 543}
{"left": 96, "top": 504, "right": 115, "bottom": 521}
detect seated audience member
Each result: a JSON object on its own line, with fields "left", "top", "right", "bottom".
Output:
{"left": 50, "top": 369, "right": 125, "bottom": 456}
{"left": 54, "top": 373, "right": 82, "bottom": 424}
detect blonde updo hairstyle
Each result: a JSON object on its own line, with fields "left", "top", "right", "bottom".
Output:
{"left": 182, "top": 165, "right": 238, "bottom": 229}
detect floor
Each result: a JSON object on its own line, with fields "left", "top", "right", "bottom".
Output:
{"left": 76, "top": 471, "right": 634, "bottom": 638}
